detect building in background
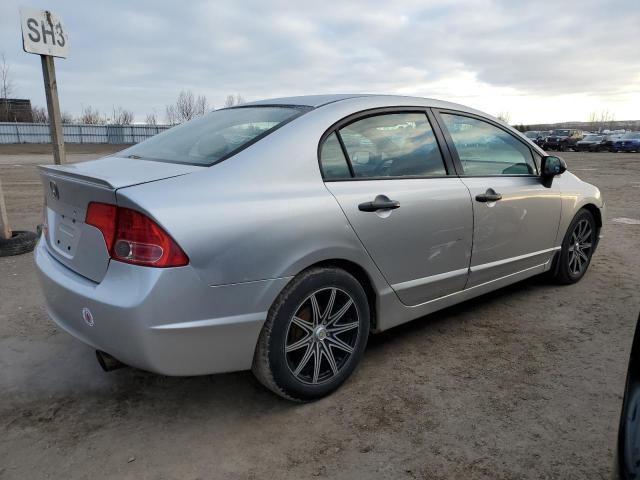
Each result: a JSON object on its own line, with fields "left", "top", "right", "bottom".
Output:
{"left": 0, "top": 98, "right": 33, "bottom": 122}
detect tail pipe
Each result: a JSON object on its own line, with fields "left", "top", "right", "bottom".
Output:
{"left": 96, "top": 350, "right": 127, "bottom": 372}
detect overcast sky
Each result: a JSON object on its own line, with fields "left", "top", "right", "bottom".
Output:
{"left": 1, "top": 0, "right": 638, "bottom": 124}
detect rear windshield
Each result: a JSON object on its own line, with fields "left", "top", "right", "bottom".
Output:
{"left": 120, "top": 106, "right": 307, "bottom": 165}
{"left": 583, "top": 135, "right": 603, "bottom": 141}
{"left": 552, "top": 129, "right": 570, "bottom": 136}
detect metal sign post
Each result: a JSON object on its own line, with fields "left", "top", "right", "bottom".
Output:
{"left": 20, "top": 8, "right": 69, "bottom": 165}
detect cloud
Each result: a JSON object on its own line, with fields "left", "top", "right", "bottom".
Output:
{"left": 0, "top": 0, "right": 638, "bottom": 123}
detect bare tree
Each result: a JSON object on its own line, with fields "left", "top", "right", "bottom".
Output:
{"left": 165, "top": 104, "right": 178, "bottom": 125}
{"left": 588, "top": 110, "right": 616, "bottom": 131}
{"left": 195, "top": 94, "right": 208, "bottom": 116}
{"left": 599, "top": 110, "right": 615, "bottom": 130}
{"left": 224, "top": 95, "right": 235, "bottom": 108}
{"left": 145, "top": 112, "right": 157, "bottom": 125}
{"left": 0, "top": 53, "right": 14, "bottom": 99}
{"left": 61, "top": 111, "right": 75, "bottom": 124}
{"left": 80, "top": 105, "right": 106, "bottom": 125}
{"left": 224, "top": 94, "right": 245, "bottom": 108}
{"left": 31, "top": 106, "right": 48, "bottom": 123}
{"left": 176, "top": 90, "right": 195, "bottom": 121}
{"left": 165, "top": 90, "right": 209, "bottom": 124}
{"left": 112, "top": 105, "right": 134, "bottom": 125}
{"left": 496, "top": 111, "right": 511, "bottom": 124}
{"left": 1, "top": 53, "right": 15, "bottom": 122}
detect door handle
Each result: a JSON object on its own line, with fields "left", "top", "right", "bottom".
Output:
{"left": 358, "top": 195, "right": 400, "bottom": 212}
{"left": 475, "top": 188, "right": 502, "bottom": 203}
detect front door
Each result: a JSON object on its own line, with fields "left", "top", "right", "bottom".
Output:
{"left": 435, "top": 111, "right": 562, "bottom": 287}
{"left": 319, "top": 111, "right": 474, "bottom": 306}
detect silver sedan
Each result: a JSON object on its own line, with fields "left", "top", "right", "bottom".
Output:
{"left": 35, "top": 94, "right": 604, "bottom": 401}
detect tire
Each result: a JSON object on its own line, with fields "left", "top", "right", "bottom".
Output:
{"left": 619, "top": 377, "right": 640, "bottom": 478}
{"left": 252, "top": 267, "right": 370, "bottom": 401}
{"left": 0, "top": 230, "right": 38, "bottom": 257}
{"left": 552, "top": 209, "right": 596, "bottom": 284}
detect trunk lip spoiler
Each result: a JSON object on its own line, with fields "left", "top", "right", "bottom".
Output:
{"left": 38, "top": 165, "right": 114, "bottom": 189}
{"left": 37, "top": 164, "right": 199, "bottom": 191}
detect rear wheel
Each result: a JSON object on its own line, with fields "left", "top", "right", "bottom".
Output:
{"left": 553, "top": 209, "right": 596, "bottom": 284}
{"left": 252, "top": 267, "right": 370, "bottom": 401}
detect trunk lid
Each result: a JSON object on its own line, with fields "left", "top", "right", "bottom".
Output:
{"left": 38, "top": 156, "right": 203, "bottom": 282}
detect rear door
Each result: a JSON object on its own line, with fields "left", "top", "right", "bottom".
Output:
{"left": 433, "top": 110, "right": 562, "bottom": 287}
{"left": 321, "top": 110, "right": 473, "bottom": 306}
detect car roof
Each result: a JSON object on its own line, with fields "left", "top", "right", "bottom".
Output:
{"left": 245, "top": 94, "right": 367, "bottom": 107}
{"left": 244, "top": 94, "right": 482, "bottom": 114}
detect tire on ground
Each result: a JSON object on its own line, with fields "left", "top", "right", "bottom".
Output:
{"left": 252, "top": 266, "right": 370, "bottom": 402}
{"left": 552, "top": 208, "right": 596, "bottom": 285}
{"left": 0, "top": 230, "right": 38, "bottom": 257}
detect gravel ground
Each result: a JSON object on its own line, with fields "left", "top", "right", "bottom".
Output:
{"left": 0, "top": 146, "right": 638, "bottom": 479}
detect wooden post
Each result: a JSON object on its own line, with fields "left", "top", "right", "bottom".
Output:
{"left": 0, "top": 178, "right": 12, "bottom": 240}
{"left": 41, "top": 55, "right": 66, "bottom": 165}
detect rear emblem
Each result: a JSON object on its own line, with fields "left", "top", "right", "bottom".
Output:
{"left": 82, "top": 307, "right": 94, "bottom": 327}
{"left": 49, "top": 181, "right": 59, "bottom": 200}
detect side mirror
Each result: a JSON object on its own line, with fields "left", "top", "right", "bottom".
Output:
{"left": 541, "top": 155, "right": 567, "bottom": 183}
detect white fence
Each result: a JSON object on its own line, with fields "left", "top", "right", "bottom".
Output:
{"left": 0, "top": 122, "right": 172, "bottom": 144}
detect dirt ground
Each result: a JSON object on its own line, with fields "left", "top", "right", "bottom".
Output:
{"left": 0, "top": 146, "right": 639, "bottom": 479}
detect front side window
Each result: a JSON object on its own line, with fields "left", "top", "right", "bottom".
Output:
{"left": 337, "top": 113, "right": 447, "bottom": 178}
{"left": 121, "top": 106, "right": 305, "bottom": 166}
{"left": 441, "top": 113, "right": 537, "bottom": 176}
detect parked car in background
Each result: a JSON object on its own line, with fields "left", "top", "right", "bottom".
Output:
{"left": 524, "top": 130, "right": 546, "bottom": 146}
{"left": 613, "top": 132, "right": 640, "bottom": 152}
{"left": 544, "top": 129, "right": 583, "bottom": 151}
{"left": 576, "top": 134, "right": 606, "bottom": 152}
{"left": 602, "top": 134, "right": 623, "bottom": 152}
{"left": 34, "top": 94, "right": 605, "bottom": 401}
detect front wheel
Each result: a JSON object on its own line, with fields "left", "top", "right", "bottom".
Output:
{"left": 553, "top": 209, "right": 597, "bottom": 284}
{"left": 252, "top": 267, "right": 370, "bottom": 401}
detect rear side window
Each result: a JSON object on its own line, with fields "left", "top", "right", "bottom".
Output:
{"left": 338, "top": 113, "right": 447, "bottom": 178}
{"left": 441, "top": 113, "right": 537, "bottom": 176}
{"left": 319, "top": 132, "right": 351, "bottom": 180}
{"left": 121, "top": 106, "right": 306, "bottom": 166}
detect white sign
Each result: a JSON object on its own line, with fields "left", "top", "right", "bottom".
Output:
{"left": 20, "top": 8, "right": 69, "bottom": 58}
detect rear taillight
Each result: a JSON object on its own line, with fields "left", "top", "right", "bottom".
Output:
{"left": 86, "top": 203, "right": 117, "bottom": 251}
{"left": 85, "top": 202, "right": 188, "bottom": 267}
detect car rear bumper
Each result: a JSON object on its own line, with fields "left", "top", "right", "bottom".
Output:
{"left": 34, "top": 238, "right": 291, "bottom": 375}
